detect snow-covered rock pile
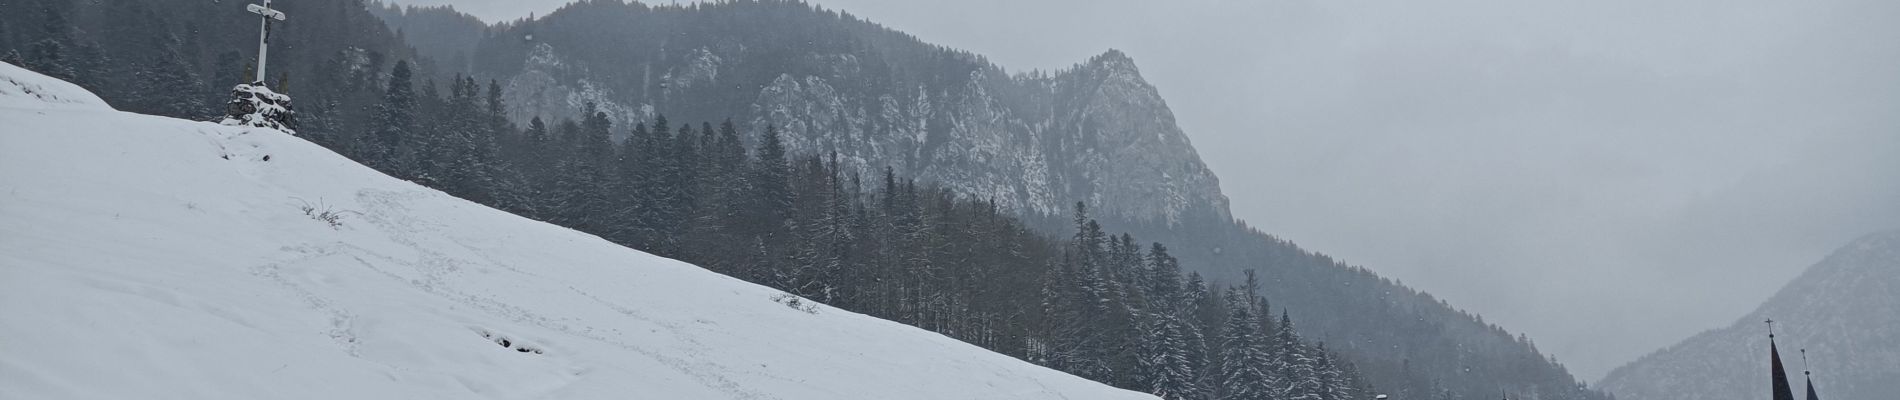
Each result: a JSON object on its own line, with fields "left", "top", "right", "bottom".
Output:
{"left": 221, "top": 82, "right": 295, "bottom": 134}
{"left": 0, "top": 62, "right": 1150, "bottom": 400}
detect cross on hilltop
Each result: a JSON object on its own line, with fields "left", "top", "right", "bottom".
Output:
{"left": 245, "top": 0, "right": 286, "bottom": 83}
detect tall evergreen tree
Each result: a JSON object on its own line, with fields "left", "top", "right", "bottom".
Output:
{"left": 753, "top": 124, "right": 793, "bottom": 227}
{"left": 1278, "top": 311, "right": 1324, "bottom": 400}
{"left": 1215, "top": 283, "right": 1277, "bottom": 400}
{"left": 554, "top": 104, "right": 614, "bottom": 233}
{"left": 1138, "top": 311, "right": 1201, "bottom": 400}
{"left": 363, "top": 60, "right": 417, "bottom": 176}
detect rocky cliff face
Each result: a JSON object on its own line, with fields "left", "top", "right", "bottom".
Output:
{"left": 1598, "top": 231, "right": 1900, "bottom": 400}
{"left": 439, "top": 1, "right": 1228, "bottom": 225}
{"left": 748, "top": 49, "right": 1229, "bottom": 223}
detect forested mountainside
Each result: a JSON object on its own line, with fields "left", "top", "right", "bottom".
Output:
{"left": 2, "top": 0, "right": 1605, "bottom": 399}
{"left": 1599, "top": 231, "right": 1900, "bottom": 400}
{"left": 408, "top": 0, "right": 1232, "bottom": 225}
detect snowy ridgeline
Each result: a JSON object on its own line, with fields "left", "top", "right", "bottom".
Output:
{"left": 0, "top": 63, "right": 1152, "bottom": 400}
{"left": 1597, "top": 231, "right": 1900, "bottom": 400}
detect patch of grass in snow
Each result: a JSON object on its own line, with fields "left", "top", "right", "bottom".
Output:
{"left": 293, "top": 197, "right": 357, "bottom": 229}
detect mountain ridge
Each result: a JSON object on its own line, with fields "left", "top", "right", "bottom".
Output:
{"left": 458, "top": 1, "right": 1231, "bottom": 224}
{"left": 1598, "top": 230, "right": 1900, "bottom": 400}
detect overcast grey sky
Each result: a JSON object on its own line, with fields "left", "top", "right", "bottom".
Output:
{"left": 398, "top": 0, "right": 1900, "bottom": 380}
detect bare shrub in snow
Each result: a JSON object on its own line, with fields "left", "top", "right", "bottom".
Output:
{"left": 293, "top": 198, "right": 354, "bottom": 229}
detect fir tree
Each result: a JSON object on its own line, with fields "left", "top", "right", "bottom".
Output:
{"left": 1214, "top": 287, "right": 1277, "bottom": 400}
{"left": 749, "top": 124, "right": 793, "bottom": 249}
{"left": 1278, "top": 312, "right": 1324, "bottom": 400}
{"left": 1313, "top": 343, "right": 1353, "bottom": 400}
{"left": 1137, "top": 312, "right": 1201, "bottom": 400}
{"left": 363, "top": 60, "right": 417, "bottom": 176}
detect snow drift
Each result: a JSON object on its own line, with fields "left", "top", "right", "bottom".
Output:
{"left": 0, "top": 62, "right": 1151, "bottom": 400}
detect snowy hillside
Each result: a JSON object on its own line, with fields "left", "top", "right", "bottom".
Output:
{"left": 1598, "top": 231, "right": 1900, "bottom": 400}
{"left": 0, "top": 62, "right": 1152, "bottom": 400}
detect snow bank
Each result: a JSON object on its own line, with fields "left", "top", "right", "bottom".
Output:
{"left": 0, "top": 66, "right": 1150, "bottom": 399}
{"left": 0, "top": 61, "right": 109, "bottom": 110}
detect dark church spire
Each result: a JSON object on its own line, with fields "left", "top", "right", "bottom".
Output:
{"left": 1801, "top": 349, "right": 1821, "bottom": 400}
{"left": 1769, "top": 319, "right": 1796, "bottom": 400}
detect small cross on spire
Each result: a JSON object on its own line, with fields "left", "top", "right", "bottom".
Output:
{"left": 1800, "top": 349, "right": 1811, "bottom": 376}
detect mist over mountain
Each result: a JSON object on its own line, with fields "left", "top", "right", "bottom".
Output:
{"left": 1599, "top": 231, "right": 1900, "bottom": 400}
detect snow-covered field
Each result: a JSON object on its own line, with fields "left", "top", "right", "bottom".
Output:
{"left": 0, "top": 62, "right": 1151, "bottom": 400}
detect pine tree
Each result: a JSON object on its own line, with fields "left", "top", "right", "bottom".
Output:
{"left": 1215, "top": 287, "right": 1276, "bottom": 400}
{"left": 1037, "top": 252, "right": 1109, "bottom": 381}
{"left": 645, "top": 115, "right": 687, "bottom": 255}
{"left": 612, "top": 120, "right": 657, "bottom": 249}
{"left": 363, "top": 60, "right": 417, "bottom": 176}
{"left": 485, "top": 79, "right": 511, "bottom": 133}
{"left": 705, "top": 119, "right": 750, "bottom": 241}
{"left": 1313, "top": 343, "right": 1354, "bottom": 400}
{"left": 540, "top": 118, "right": 586, "bottom": 226}
{"left": 750, "top": 124, "right": 793, "bottom": 249}
{"left": 1278, "top": 312, "right": 1324, "bottom": 400}
{"left": 512, "top": 115, "right": 553, "bottom": 216}
{"left": 1146, "top": 242, "right": 1183, "bottom": 309}
{"left": 556, "top": 103, "right": 614, "bottom": 234}
{"left": 427, "top": 76, "right": 502, "bottom": 205}
{"left": 666, "top": 121, "right": 703, "bottom": 250}
{"left": 1137, "top": 312, "right": 1201, "bottom": 400}
{"left": 1184, "top": 272, "right": 1221, "bottom": 399}
{"left": 478, "top": 80, "right": 530, "bottom": 214}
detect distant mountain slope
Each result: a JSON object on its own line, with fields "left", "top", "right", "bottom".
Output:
{"left": 411, "top": 0, "right": 1232, "bottom": 225}
{"left": 0, "top": 62, "right": 1152, "bottom": 400}
{"left": 1599, "top": 231, "right": 1900, "bottom": 400}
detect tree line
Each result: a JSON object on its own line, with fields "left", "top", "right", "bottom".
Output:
{"left": 274, "top": 54, "right": 1372, "bottom": 399}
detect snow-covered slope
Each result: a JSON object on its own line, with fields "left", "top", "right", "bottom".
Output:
{"left": 1598, "top": 231, "right": 1900, "bottom": 400}
{"left": 0, "top": 62, "right": 1152, "bottom": 400}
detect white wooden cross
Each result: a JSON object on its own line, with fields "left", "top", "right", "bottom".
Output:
{"left": 246, "top": 0, "right": 287, "bottom": 84}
